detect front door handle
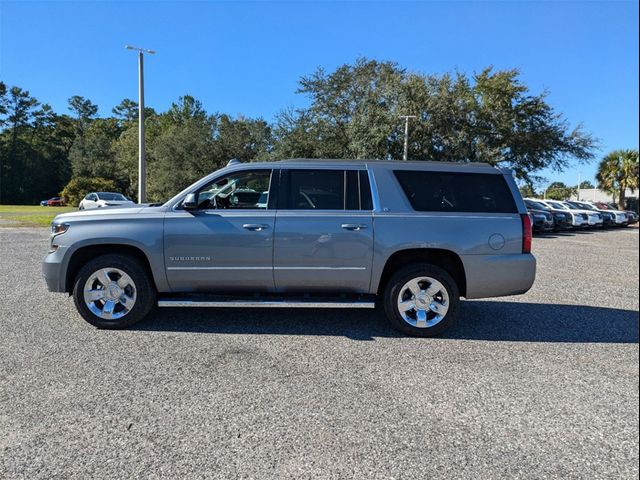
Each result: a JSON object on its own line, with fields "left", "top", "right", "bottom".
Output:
{"left": 243, "top": 223, "right": 270, "bottom": 231}
{"left": 341, "top": 223, "right": 368, "bottom": 231}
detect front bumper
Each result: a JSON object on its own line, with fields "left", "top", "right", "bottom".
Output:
{"left": 42, "top": 245, "right": 70, "bottom": 292}
{"left": 532, "top": 217, "right": 554, "bottom": 232}
{"left": 552, "top": 216, "right": 571, "bottom": 229}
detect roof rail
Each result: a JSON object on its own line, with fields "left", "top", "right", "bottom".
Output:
{"left": 227, "top": 158, "right": 242, "bottom": 166}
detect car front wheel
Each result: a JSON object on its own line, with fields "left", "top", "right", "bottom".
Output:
{"left": 383, "top": 263, "right": 459, "bottom": 337}
{"left": 72, "top": 254, "right": 156, "bottom": 329}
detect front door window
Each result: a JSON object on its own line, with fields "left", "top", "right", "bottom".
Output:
{"left": 196, "top": 170, "right": 272, "bottom": 210}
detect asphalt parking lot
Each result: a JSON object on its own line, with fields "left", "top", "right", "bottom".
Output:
{"left": 1, "top": 226, "right": 638, "bottom": 479}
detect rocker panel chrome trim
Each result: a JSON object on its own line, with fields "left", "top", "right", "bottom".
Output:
{"left": 157, "top": 299, "right": 376, "bottom": 308}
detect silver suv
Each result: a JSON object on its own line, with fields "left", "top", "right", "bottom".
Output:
{"left": 43, "top": 159, "right": 536, "bottom": 337}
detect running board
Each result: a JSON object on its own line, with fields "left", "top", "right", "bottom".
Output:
{"left": 158, "top": 296, "right": 376, "bottom": 309}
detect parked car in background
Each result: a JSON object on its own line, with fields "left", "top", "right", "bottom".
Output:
{"left": 560, "top": 201, "right": 602, "bottom": 227}
{"left": 570, "top": 201, "right": 627, "bottom": 227}
{"left": 79, "top": 192, "right": 135, "bottom": 210}
{"left": 45, "top": 197, "right": 65, "bottom": 207}
{"left": 625, "top": 211, "right": 639, "bottom": 224}
{"left": 597, "top": 202, "right": 639, "bottom": 225}
{"left": 40, "top": 200, "right": 49, "bottom": 206}
{"left": 537, "top": 200, "right": 586, "bottom": 228}
{"left": 527, "top": 208, "right": 554, "bottom": 233}
{"left": 524, "top": 199, "right": 572, "bottom": 230}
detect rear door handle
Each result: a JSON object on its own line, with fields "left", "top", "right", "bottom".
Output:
{"left": 243, "top": 224, "right": 270, "bottom": 231}
{"left": 341, "top": 223, "right": 368, "bottom": 231}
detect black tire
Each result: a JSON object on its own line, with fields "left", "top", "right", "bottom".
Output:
{"left": 383, "top": 263, "right": 459, "bottom": 337}
{"left": 72, "top": 254, "right": 156, "bottom": 329}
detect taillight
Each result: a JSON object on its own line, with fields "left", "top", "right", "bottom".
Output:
{"left": 521, "top": 214, "right": 532, "bottom": 253}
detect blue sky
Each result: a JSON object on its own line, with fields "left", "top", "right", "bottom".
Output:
{"left": 1, "top": 0, "right": 638, "bottom": 186}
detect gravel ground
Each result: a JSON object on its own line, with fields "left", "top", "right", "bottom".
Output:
{"left": 0, "top": 226, "right": 638, "bottom": 479}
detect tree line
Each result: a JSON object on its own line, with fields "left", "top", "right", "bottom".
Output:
{"left": 1, "top": 58, "right": 599, "bottom": 205}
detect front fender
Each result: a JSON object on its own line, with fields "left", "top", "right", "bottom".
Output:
{"left": 46, "top": 211, "right": 169, "bottom": 293}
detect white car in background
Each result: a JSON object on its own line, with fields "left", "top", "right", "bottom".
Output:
{"left": 79, "top": 192, "right": 135, "bottom": 210}
{"left": 560, "top": 201, "right": 603, "bottom": 227}
{"left": 574, "top": 200, "right": 628, "bottom": 226}
{"left": 543, "top": 200, "right": 601, "bottom": 227}
{"left": 537, "top": 200, "right": 586, "bottom": 228}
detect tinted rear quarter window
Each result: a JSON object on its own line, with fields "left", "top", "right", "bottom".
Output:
{"left": 394, "top": 170, "right": 517, "bottom": 213}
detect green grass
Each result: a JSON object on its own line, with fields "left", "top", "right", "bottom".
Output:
{"left": 0, "top": 205, "right": 75, "bottom": 213}
{"left": 0, "top": 205, "right": 76, "bottom": 227}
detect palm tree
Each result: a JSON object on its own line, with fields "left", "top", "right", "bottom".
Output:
{"left": 596, "top": 149, "right": 639, "bottom": 209}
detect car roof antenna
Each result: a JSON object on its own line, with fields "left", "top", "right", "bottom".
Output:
{"left": 227, "top": 158, "right": 241, "bottom": 166}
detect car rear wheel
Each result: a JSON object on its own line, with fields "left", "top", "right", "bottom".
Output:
{"left": 383, "top": 263, "right": 459, "bottom": 337}
{"left": 72, "top": 254, "right": 156, "bottom": 329}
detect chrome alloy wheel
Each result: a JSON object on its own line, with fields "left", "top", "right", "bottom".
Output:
{"left": 397, "top": 276, "right": 450, "bottom": 328}
{"left": 83, "top": 267, "right": 137, "bottom": 320}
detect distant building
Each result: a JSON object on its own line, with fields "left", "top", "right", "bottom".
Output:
{"left": 571, "top": 188, "right": 638, "bottom": 211}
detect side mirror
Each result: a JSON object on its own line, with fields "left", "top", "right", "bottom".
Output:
{"left": 182, "top": 193, "right": 197, "bottom": 210}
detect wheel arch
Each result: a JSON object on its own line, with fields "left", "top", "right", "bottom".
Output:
{"left": 377, "top": 248, "right": 467, "bottom": 297}
{"left": 65, "top": 244, "right": 157, "bottom": 293}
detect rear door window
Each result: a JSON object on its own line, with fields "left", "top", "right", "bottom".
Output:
{"left": 285, "top": 169, "right": 372, "bottom": 210}
{"left": 393, "top": 170, "right": 517, "bottom": 213}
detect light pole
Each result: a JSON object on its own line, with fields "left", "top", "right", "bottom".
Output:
{"left": 400, "top": 115, "right": 417, "bottom": 161}
{"left": 576, "top": 171, "right": 582, "bottom": 201}
{"left": 125, "top": 45, "right": 155, "bottom": 203}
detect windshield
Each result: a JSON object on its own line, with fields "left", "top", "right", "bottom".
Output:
{"left": 571, "top": 202, "right": 596, "bottom": 211}
{"left": 547, "top": 201, "right": 566, "bottom": 210}
{"left": 526, "top": 200, "right": 548, "bottom": 210}
{"left": 97, "top": 192, "right": 127, "bottom": 201}
{"left": 563, "top": 203, "right": 582, "bottom": 210}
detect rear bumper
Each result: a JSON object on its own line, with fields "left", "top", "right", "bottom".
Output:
{"left": 461, "top": 253, "right": 536, "bottom": 299}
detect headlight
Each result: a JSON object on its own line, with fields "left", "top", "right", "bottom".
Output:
{"left": 51, "top": 223, "right": 69, "bottom": 236}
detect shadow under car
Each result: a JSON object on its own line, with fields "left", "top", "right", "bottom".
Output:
{"left": 130, "top": 300, "right": 639, "bottom": 344}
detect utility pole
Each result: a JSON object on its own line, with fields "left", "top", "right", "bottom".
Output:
{"left": 125, "top": 45, "right": 156, "bottom": 203}
{"left": 400, "top": 115, "right": 417, "bottom": 161}
{"left": 577, "top": 172, "right": 581, "bottom": 201}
